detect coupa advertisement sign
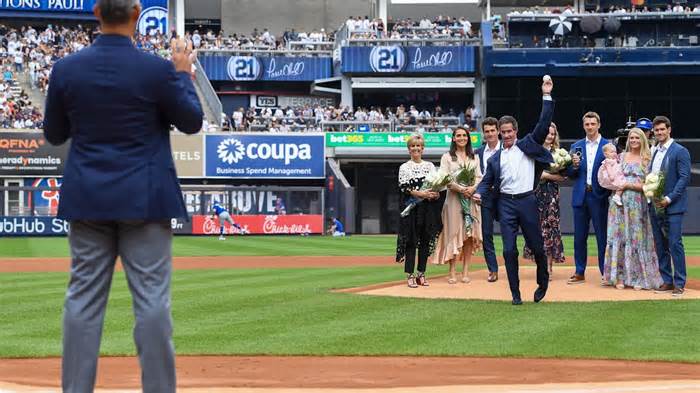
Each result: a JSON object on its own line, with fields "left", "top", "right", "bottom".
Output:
{"left": 204, "top": 134, "right": 325, "bottom": 179}
{"left": 0, "top": 132, "right": 68, "bottom": 176}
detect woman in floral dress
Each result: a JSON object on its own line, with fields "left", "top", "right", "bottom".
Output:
{"left": 602, "top": 128, "right": 663, "bottom": 290}
{"left": 524, "top": 123, "right": 566, "bottom": 279}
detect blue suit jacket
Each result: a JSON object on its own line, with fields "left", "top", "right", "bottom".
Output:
{"left": 43, "top": 34, "right": 203, "bottom": 220}
{"left": 565, "top": 136, "right": 611, "bottom": 207}
{"left": 653, "top": 141, "right": 691, "bottom": 215}
{"left": 476, "top": 99, "right": 555, "bottom": 199}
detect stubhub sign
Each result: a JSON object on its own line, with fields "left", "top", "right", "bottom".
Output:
{"left": 0, "top": 216, "right": 69, "bottom": 236}
{"left": 204, "top": 134, "right": 325, "bottom": 179}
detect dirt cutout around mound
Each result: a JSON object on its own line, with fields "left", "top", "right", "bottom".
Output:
{"left": 342, "top": 266, "right": 700, "bottom": 302}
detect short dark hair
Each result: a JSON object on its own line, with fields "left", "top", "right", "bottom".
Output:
{"left": 482, "top": 117, "right": 498, "bottom": 130}
{"left": 652, "top": 115, "right": 671, "bottom": 129}
{"left": 498, "top": 115, "right": 518, "bottom": 131}
{"left": 97, "top": 0, "right": 139, "bottom": 25}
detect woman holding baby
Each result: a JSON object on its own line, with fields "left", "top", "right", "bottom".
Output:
{"left": 599, "top": 128, "right": 663, "bottom": 290}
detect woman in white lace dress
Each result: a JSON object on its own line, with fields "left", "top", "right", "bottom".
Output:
{"left": 396, "top": 134, "right": 444, "bottom": 288}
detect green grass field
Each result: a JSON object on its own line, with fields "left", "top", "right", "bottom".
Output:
{"left": 0, "top": 236, "right": 699, "bottom": 362}
{"left": 2, "top": 235, "right": 700, "bottom": 258}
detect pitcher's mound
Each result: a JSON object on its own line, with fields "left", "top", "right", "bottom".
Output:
{"left": 340, "top": 267, "right": 699, "bottom": 302}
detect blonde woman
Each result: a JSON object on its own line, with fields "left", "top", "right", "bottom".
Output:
{"left": 602, "top": 128, "right": 663, "bottom": 290}
{"left": 524, "top": 123, "right": 566, "bottom": 279}
{"left": 431, "top": 127, "right": 483, "bottom": 284}
{"left": 396, "top": 135, "right": 443, "bottom": 287}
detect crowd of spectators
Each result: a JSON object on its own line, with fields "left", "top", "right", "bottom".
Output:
{"left": 508, "top": 3, "right": 700, "bottom": 16}
{"left": 221, "top": 104, "right": 477, "bottom": 133}
{"left": 189, "top": 27, "right": 334, "bottom": 51}
{"left": 347, "top": 15, "right": 475, "bottom": 40}
{"left": 0, "top": 75, "right": 43, "bottom": 129}
{"left": 1, "top": 24, "right": 94, "bottom": 95}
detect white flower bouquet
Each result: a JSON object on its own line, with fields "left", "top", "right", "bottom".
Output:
{"left": 643, "top": 172, "right": 666, "bottom": 214}
{"left": 452, "top": 161, "right": 479, "bottom": 232}
{"left": 400, "top": 170, "right": 452, "bottom": 218}
{"left": 548, "top": 148, "right": 573, "bottom": 173}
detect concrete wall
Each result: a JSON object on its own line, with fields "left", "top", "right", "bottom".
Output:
{"left": 185, "top": 0, "right": 222, "bottom": 19}
{"left": 220, "top": 0, "right": 371, "bottom": 36}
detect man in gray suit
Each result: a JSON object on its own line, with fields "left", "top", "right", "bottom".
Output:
{"left": 43, "top": 1, "right": 203, "bottom": 392}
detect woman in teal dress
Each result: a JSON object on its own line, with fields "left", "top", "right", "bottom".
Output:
{"left": 602, "top": 128, "right": 663, "bottom": 290}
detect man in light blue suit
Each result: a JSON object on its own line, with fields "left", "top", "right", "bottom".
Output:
{"left": 565, "top": 112, "right": 611, "bottom": 284}
{"left": 43, "top": 1, "right": 203, "bottom": 392}
{"left": 649, "top": 116, "right": 691, "bottom": 297}
{"left": 475, "top": 76, "right": 555, "bottom": 305}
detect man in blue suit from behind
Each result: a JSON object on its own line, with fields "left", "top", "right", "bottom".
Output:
{"left": 475, "top": 76, "right": 555, "bottom": 305}
{"left": 648, "top": 116, "right": 691, "bottom": 297}
{"left": 474, "top": 116, "right": 501, "bottom": 282}
{"left": 565, "top": 112, "right": 610, "bottom": 284}
{"left": 43, "top": 1, "right": 203, "bottom": 392}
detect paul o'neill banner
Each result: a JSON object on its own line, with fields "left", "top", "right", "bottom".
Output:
{"left": 326, "top": 132, "right": 482, "bottom": 149}
{"left": 191, "top": 214, "right": 324, "bottom": 235}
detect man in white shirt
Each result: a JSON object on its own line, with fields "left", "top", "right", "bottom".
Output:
{"left": 232, "top": 108, "right": 243, "bottom": 130}
{"left": 475, "top": 117, "right": 501, "bottom": 282}
{"left": 475, "top": 76, "right": 555, "bottom": 305}
{"left": 566, "top": 112, "right": 610, "bottom": 284}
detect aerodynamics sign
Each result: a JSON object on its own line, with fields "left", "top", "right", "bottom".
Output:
{"left": 0, "top": 132, "right": 68, "bottom": 176}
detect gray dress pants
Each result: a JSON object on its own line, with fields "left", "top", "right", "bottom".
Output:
{"left": 62, "top": 220, "right": 175, "bottom": 393}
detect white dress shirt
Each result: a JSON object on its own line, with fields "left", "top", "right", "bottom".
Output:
{"left": 481, "top": 141, "right": 501, "bottom": 176}
{"left": 651, "top": 138, "right": 674, "bottom": 174}
{"left": 500, "top": 142, "right": 535, "bottom": 194}
{"left": 585, "top": 134, "right": 602, "bottom": 186}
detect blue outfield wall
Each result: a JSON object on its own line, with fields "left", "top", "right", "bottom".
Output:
{"left": 341, "top": 46, "right": 477, "bottom": 74}
{"left": 482, "top": 47, "right": 700, "bottom": 77}
{"left": 199, "top": 55, "right": 332, "bottom": 82}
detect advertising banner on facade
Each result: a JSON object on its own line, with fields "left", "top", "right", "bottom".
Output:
{"left": 199, "top": 55, "right": 332, "bottom": 82}
{"left": 326, "top": 132, "right": 482, "bottom": 148}
{"left": 341, "top": 46, "right": 476, "bottom": 74}
{"left": 0, "top": 216, "right": 69, "bottom": 236}
{"left": 1, "top": 0, "right": 168, "bottom": 35}
{"left": 204, "top": 134, "right": 325, "bottom": 179}
{"left": 191, "top": 214, "right": 324, "bottom": 235}
{"left": 171, "top": 134, "right": 204, "bottom": 178}
{"left": 24, "top": 178, "right": 61, "bottom": 216}
{"left": 0, "top": 132, "right": 69, "bottom": 176}
{"left": 251, "top": 95, "right": 336, "bottom": 108}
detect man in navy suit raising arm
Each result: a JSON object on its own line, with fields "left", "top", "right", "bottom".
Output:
{"left": 475, "top": 76, "right": 555, "bottom": 305}
{"left": 43, "top": 0, "right": 203, "bottom": 392}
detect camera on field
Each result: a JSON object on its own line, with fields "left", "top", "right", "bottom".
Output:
{"left": 614, "top": 121, "right": 637, "bottom": 153}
